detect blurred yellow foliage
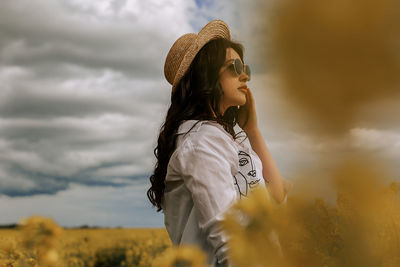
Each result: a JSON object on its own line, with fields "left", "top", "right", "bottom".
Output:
{"left": 219, "top": 157, "right": 400, "bottom": 267}
{"left": 0, "top": 222, "right": 171, "bottom": 267}
{"left": 152, "top": 245, "right": 210, "bottom": 267}
{"left": 261, "top": 0, "right": 400, "bottom": 132}
{"left": 1, "top": 171, "right": 399, "bottom": 267}
{"left": 19, "top": 216, "right": 62, "bottom": 266}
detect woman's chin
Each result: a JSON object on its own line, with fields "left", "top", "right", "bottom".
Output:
{"left": 238, "top": 95, "right": 247, "bottom": 106}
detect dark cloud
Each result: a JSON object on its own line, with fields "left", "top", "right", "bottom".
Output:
{"left": 0, "top": 90, "right": 122, "bottom": 119}
{"left": 0, "top": 181, "right": 164, "bottom": 227}
{"left": 0, "top": 1, "right": 178, "bottom": 78}
{"left": 0, "top": 0, "right": 187, "bottom": 199}
{"left": 0, "top": 80, "right": 168, "bottom": 119}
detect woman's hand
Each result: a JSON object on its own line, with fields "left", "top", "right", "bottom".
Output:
{"left": 237, "top": 87, "right": 258, "bottom": 134}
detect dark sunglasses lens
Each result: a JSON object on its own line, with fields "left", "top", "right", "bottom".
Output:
{"left": 245, "top": 65, "right": 251, "bottom": 80}
{"left": 234, "top": 59, "right": 243, "bottom": 76}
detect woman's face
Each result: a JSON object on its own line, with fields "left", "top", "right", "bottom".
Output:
{"left": 218, "top": 47, "right": 249, "bottom": 115}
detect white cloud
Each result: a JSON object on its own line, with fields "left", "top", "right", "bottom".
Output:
{"left": 0, "top": 0, "right": 190, "bottom": 200}
{"left": 350, "top": 127, "right": 400, "bottom": 157}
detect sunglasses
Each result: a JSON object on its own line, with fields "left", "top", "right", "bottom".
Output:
{"left": 221, "top": 58, "right": 251, "bottom": 81}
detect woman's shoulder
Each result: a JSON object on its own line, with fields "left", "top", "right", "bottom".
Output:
{"left": 176, "top": 120, "right": 238, "bottom": 154}
{"left": 178, "top": 120, "right": 234, "bottom": 142}
{"left": 173, "top": 120, "right": 240, "bottom": 172}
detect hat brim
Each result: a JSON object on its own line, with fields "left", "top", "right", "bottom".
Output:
{"left": 172, "top": 20, "right": 231, "bottom": 92}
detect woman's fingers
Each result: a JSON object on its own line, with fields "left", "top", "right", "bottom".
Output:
{"left": 248, "top": 87, "right": 255, "bottom": 102}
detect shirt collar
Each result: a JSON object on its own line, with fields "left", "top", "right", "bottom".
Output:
{"left": 176, "top": 119, "right": 231, "bottom": 138}
{"left": 177, "top": 119, "right": 247, "bottom": 148}
{"left": 177, "top": 120, "right": 203, "bottom": 134}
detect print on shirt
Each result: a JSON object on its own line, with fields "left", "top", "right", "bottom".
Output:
{"left": 233, "top": 150, "right": 261, "bottom": 199}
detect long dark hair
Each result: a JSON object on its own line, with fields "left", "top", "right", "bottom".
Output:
{"left": 147, "top": 38, "right": 245, "bottom": 212}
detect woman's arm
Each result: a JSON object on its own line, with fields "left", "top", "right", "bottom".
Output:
{"left": 176, "top": 125, "right": 238, "bottom": 266}
{"left": 246, "top": 128, "right": 286, "bottom": 203}
{"left": 237, "top": 87, "right": 287, "bottom": 204}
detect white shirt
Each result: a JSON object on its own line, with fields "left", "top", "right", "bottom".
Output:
{"left": 161, "top": 120, "right": 282, "bottom": 266}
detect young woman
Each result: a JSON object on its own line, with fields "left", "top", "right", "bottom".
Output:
{"left": 147, "top": 20, "right": 290, "bottom": 267}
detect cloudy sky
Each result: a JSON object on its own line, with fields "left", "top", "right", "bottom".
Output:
{"left": 1, "top": 0, "right": 399, "bottom": 228}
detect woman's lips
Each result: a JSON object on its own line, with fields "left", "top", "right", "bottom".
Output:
{"left": 238, "top": 86, "right": 247, "bottom": 92}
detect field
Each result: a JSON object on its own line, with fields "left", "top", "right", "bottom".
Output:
{"left": 0, "top": 226, "right": 171, "bottom": 267}
{"left": 2, "top": 166, "right": 400, "bottom": 267}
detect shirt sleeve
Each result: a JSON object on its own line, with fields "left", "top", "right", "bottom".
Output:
{"left": 176, "top": 129, "right": 238, "bottom": 266}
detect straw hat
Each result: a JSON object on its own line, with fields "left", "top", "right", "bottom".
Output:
{"left": 164, "top": 19, "right": 231, "bottom": 93}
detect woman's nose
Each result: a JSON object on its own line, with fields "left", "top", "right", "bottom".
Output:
{"left": 239, "top": 71, "right": 249, "bottom": 82}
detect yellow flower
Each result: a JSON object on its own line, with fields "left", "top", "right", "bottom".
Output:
{"left": 18, "top": 216, "right": 62, "bottom": 266}
{"left": 152, "top": 245, "right": 210, "bottom": 267}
